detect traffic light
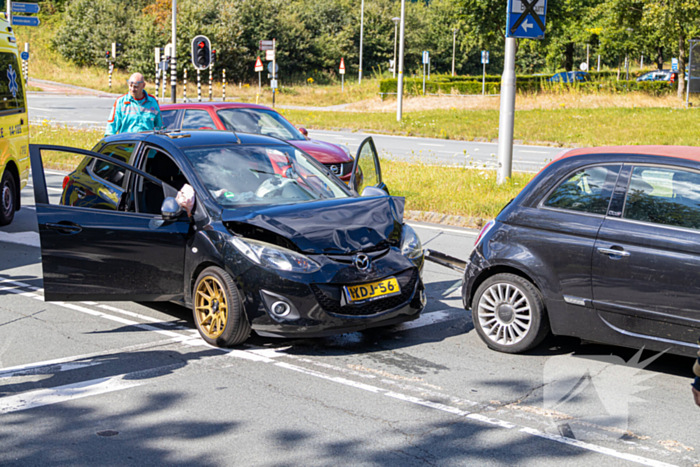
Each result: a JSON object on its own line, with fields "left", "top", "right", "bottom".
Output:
{"left": 105, "top": 51, "right": 111, "bottom": 60}
{"left": 191, "top": 35, "right": 211, "bottom": 70}
{"left": 211, "top": 49, "right": 217, "bottom": 64}
{"left": 115, "top": 43, "right": 123, "bottom": 58}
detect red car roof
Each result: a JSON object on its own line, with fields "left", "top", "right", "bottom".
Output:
{"left": 160, "top": 102, "right": 273, "bottom": 111}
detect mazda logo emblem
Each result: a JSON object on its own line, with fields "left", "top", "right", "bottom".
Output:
{"left": 354, "top": 253, "right": 370, "bottom": 271}
{"left": 330, "top": 165, "right": 340, "bottom": 175}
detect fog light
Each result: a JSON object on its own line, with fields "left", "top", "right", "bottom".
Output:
{"left": 271, "top": 301, "right": 291, "bottom": 317}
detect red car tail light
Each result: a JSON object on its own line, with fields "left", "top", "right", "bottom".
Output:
{"left": 62, "top": 176, "right": 70, "bottom": 190}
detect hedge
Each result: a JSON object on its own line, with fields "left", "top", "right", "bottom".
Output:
{"left": 379, "top": 77, "right": 675, "bottom": 98}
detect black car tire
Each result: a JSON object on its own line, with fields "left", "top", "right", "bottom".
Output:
{"left": 0, "top": 170, "right": 16, "bottom": 226}
{"left": 471, "top": 273, "right": 550, "bottom": 354}
{"left": 193, "top": 266, "right": 251, "bottom": 347}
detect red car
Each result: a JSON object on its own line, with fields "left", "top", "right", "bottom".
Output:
{"left": 160, "top": 102, "right": 354, "bottom": 182}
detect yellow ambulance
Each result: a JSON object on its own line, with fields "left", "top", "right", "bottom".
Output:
{"left": 0, "top": 13, "right": 28, "bottom": 226}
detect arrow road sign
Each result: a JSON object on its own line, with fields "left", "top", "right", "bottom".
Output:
{"left": 12, "top": 2, "right": 40, "bottom": 13}
{"left": 506, "top": 0, "right": 547, "bottom": 40}
{"left": 259, "top": 40, "right": 274, "bottom": 51}
{"left": 11, "top": 16, "right": 40, "bottom": 27}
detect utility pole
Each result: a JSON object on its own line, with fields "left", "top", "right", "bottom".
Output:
{"left": 451, "top": 28, "right": 458, "bottom": 76}
{"left": 496, "top": 37, "right": 516, "bottom": 184}
{"left": 396, "top": 0, "right": 406, "bottom": 121}
{"left": 359, "top": 0, "right": 364, "bottom": 84}
{"left": 392, "top": 17, "right": 400, "bottom": 79}
{"left": 170, "top": 0, "right": 177, "bottom": 103}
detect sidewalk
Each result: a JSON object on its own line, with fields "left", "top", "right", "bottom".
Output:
{"left": 28, "top": 78, "right": 119, "bottom": 97}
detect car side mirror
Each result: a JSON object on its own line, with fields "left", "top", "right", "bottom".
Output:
{"left": 298, "top": 127, "right": 308, "bottom": 137}
{"left": 361, "top": 186, "right": 388, "bottom": 197}
{"left": 161, "top": 197, "right": 182, "bottom": 220}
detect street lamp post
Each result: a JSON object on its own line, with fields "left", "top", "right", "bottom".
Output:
{"left": 392, "top": 17, "right": 400, "bottom": 78}
{"left": 451, "top": 28, "right": 458, "bottom": 76}
{"left": 359, "top": 0, "right": 364, "bottom": 84}
{"left": 396, "top": 0, "right": 406, "bottom": 121}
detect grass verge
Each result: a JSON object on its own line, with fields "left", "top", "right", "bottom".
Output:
{"left": 282, "top": 107, "right": 700, "bottom": 147}
{"left": 28, "top": 124, "right": 529, "bottom": 219}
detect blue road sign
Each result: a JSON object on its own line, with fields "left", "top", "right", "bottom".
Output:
{"left": 422, "top": 51, "right": 429, "bottom": 65}
{"left": 12, "top": 2, "right": 40, "bottom": 14}
{"left": 20, "top": 51, "right": 29, "bottom": 61}
{"left": 481, "top": 51, "right": 489, "bottom": 64}
{"left": 506, "top": 0, "right": 547, "bottom": 40}
{"left": 11, "top": 16, "right": 40, "bottom": 27}
{"left": 672, "top": 58, "right": 679, "bottom": 72}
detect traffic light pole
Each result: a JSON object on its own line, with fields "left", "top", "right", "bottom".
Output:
{"left": 170, "top": 0, "right": 177, "bottom": 103}
{"left": 222, "top": 69, "right": 226, "bottom": 102}
{"left": 183, "top": 68, "right": 188, "bottom": 102}
{"left": 272, "top": 39, "right": 276, "bottom": 108}
{"left": 197, "top": 69, "right": 201, "bottom": 102}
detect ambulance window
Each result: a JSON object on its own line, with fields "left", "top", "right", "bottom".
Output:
{"left": 0, "top": 52, "right": 24, "bottom": 114}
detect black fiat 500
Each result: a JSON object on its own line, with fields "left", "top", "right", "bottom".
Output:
{"left": 29, "top": 131, "right": 425, "bottom": 347}
{"left": 463, "top": 146, "right": 700, "bottom": 357}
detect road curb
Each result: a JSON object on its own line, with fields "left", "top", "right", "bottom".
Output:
{"left": 404, "top": 209, "right": 487, "bottom": 229}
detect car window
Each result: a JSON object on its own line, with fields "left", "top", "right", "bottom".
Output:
{"left": 543, "top": 165, "right": 621, "bottom": 215}
{"left": 623, "top": 166, "right": 700, "bottom": 230}
{"left": 216, "top": 108, "right": 306, "bottom": 141}
{"left": 137, "top": 148, "right": 189, "bottom": 214}
{"left": 184, "top": 144, "right": 349, "bottom": 207}
{"left": 0, "top": 52, "right": 25, "bottom": 114}
{"left": 161, "top": 110, "right": 179, "bottom": 129}
{"left": 89, "top": 143, "right": 136, "bottom": 189}
{"left": 182, "top": 110, "right": 216, "bottom": 130}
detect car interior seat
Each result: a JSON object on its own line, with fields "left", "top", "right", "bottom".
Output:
{"left": 142, "top": 151, "right": 188, "bottom": 214}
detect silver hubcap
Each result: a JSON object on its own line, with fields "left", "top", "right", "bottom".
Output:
{"left": 477, "top": 283, "right": 532, "bottom": 346}
{"left": 1, "top": 182, "right": 11, "bottom": 218}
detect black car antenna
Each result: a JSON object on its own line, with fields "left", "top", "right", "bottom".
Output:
{"left": 230, "top": 130, "right": 241, "bottom": 144}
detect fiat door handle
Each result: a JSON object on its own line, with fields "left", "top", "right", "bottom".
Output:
{"left": 597, "top": 247, "right": 630, "bottom": 258}
{"left": 45, "top": 222, "right": 82, "bottom": 234}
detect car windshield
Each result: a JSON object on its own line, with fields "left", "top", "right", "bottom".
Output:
{"left": 184, "top": 144, "right": 350, "bottom": 207}
{"left": 217, "top": 108, "right": 306, "bottom": 141}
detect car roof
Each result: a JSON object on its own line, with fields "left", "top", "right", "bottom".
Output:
{"left": 102, "top": 130, "right": 292, "bottom": 149}
{"left": 160, "top": 102, "right": 274, "bottom": 112}
{"left": 557, "top": 145, "right": 700, "bottom": 164}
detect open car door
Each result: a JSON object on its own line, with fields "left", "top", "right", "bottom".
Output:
{"left": 349, "top": 137, "right": 389, "bottom": 196}
{"left": 29, "top": 144, "right": 191, "bottom": 302}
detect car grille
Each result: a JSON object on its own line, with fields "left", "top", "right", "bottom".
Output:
{"left": 324, "top": 161, "right": 354, "bottom": 177}
{"left": 310, "top": 269, "right": 418, "bottom": 317}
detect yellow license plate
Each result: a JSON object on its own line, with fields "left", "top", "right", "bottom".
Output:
{"left": 343, "top": 277, "right": 401, "bottom": 303}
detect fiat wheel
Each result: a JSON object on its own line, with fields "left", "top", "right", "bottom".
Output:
{"left": 0, "top": 171, "right": 16, "bottom": 226}
{"left": 193, "top": 266, "right": 250, "bottom": 347}
{"left": 471, "top": 273, "right": 550, "bottom": 353}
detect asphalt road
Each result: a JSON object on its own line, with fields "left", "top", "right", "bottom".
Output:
{"left": 0, "top": 175, "right": 698, "bottom": 466}
{"left": 26, "top": 94, "right": 563, "bottom": 172}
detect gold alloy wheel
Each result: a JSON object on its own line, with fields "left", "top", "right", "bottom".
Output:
{"left": 194, "top": 275, "right": 229, "bottom": 339}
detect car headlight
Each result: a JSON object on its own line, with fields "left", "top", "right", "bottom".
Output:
{"left": 400, "top": 224, "right": 423, "bottom": 259}
{"left": 340, "top": 144, "right": 353, "bottom": 159}
{"left": 230, "top": 237, "right": 321, "bottom": 273}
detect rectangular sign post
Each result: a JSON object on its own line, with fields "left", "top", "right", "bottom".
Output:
{"left": 339, "top": 57, "right": 345, "bottom": 92}
{"left": 499, "top": 0, "right": 547, "bottom": 184}
{"left": 481, "top": 50, "right": 489, "bottom": 95}
{"left": 672, "top": 57, "right": 679, "bottom": 72}
{"left": 422, "top": 51, "right": 429, "bottom": 95}
{"left": 12, "top": 2, "right": 40, "bottom": 13}
{"left": 11, "top": 16, "right": 40, "bottom": 26}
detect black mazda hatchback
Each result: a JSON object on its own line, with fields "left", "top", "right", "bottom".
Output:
{"left": 29, "top": 131, "right": 425, "bottom": 347}
{"left": 463, "top": 145, "right": 700, "bottom": 357}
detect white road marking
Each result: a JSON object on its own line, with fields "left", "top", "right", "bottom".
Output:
{"left": 26, "top": 182, "right": 63, "bottom": 192}
{"left": 0, "top": 231, "right": 40, "bottom": 248}
{"left": 520, "top": 428, "right": 677, "bottom": 467}
{"left": 0, "top": 373, "right": 143, "bottom": 415}
{"left": 392, "top": 310, "right": 458, "bottom": 331}
{"left": 408, "top": 222, "right": 478, "bottom": 236}
{"left": 519, "top": 150, "right": 550, "bottom": 154}
{"left": 417, "top": 143, "right": 445, "bottom": 147}
{"left": 0, "top": 361, "right": 102, "bottom": 379}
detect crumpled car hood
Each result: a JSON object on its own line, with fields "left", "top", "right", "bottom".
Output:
{"left": 222, "top": 196, "right": 405, "bottom": 255}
